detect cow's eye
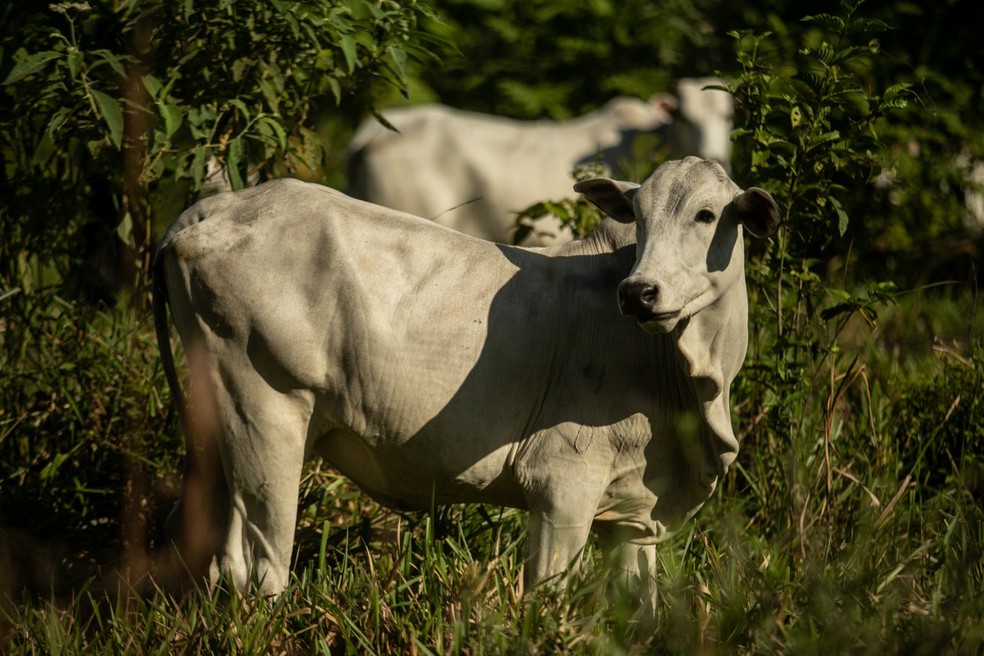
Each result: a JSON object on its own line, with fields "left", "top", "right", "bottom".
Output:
{"left": 695, "top": 209, "right": 716, "bottom": 224}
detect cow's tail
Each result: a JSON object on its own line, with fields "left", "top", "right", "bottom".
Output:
{"left": 153, "top": 220, "right": 229, "bottom": 584}
{"left": 152, "top": 240, "right": 190, "bottom": 439}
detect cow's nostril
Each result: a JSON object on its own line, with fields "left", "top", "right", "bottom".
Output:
{"left": 640, "top": 285, "right": 659, "bottom": 307}
{"left": 618, "top": 280, "right": 660, "bottom": 315}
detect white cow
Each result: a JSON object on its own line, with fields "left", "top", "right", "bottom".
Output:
{"left": 346, "top": 96, "right": 674, "bottom": 246}
{"left": 153, "top": 157, "right": 779, "bottom": 604}
{"left": 675, "top": 77, "right": 734, "bottom": 168}
{"left": 347, "top": 80, "right": 733, "bottom": 245}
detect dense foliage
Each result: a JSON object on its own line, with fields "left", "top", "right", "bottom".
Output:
{"left": 2, "top": 0, "right": 983, "bottom": 652}
{"left": 0, "top": 0, "right": 441, "bottom": 306}
{"left": 408, "top": 0, "right": 984, "bottom": 284}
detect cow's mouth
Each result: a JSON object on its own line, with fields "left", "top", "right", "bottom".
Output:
{"left": 636, "top": 309, "right": 681, "bottom": 333}
{"left": 641, "top": 310, "right": 680, "bottom": 321}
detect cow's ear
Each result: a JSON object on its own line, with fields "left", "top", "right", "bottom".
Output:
{"left": 734, "top": 187, "right": 781, "bottom": 238}
{"left": 573, "top": 178, "right": 640, "bottom": 223}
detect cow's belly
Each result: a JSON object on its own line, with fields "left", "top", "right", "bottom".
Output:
{"left": 312, "top": 427, "right": 526, "bottom": 510}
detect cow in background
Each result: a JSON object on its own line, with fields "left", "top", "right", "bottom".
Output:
{"left": 346, "top": 78, "right": 734, "bottom": 245}
{"left": 674, "top": 77, "right": 734, "bottom": 169}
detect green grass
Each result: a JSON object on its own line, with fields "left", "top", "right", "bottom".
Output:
{"left": 2, "top": 282, "right": 983, "bottom": 654}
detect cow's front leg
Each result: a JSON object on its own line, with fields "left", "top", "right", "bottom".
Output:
{"left": 522, "top": 470, "right": 610, "bottom": 590}
{"left": 517, "top": 426, "right": 614, "bottom": 591}
{"left": 525, "top": 507, "right": 595, "bottom": 587}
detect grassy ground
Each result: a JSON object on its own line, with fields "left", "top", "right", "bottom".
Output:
{"left": 1, "top": 279, "right": 983, "bottom": 654}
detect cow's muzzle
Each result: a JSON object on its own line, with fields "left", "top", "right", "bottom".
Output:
{"left": 618, "top": 279, "right": 680, "bottom": 333}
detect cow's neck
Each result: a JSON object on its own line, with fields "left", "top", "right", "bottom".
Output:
{"left": 560, "top": 219, "right": 635, "bottom": 257}
{"left": 671, "top": 267, "right": 747, "bottom": 474}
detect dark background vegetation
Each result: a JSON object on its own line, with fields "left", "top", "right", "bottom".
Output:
{"left": 1, "top": 0, "right": 982, "bottom": 652}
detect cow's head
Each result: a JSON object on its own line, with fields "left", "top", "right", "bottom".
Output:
{"left": 575, "top": 157, "right": 780, "bottom": 334}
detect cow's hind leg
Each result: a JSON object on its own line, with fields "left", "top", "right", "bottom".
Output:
{"left": 168, "top": 415, "right": 228, "bottom": 588}
{"left": 209, "top": 363, "right": 313, "bottom": 595}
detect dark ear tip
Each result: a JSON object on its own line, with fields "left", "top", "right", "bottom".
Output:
{"left": 740, "top": 187, "right": 777, "bottom": 210}
{"left": 575, "top": 177, "right": 638, "bottom": 223}
{"left": 736, "top": 187, "right": 781, "bottom": 237}
{"left": 572, "top": 179, "right": 602, "bottom": 193}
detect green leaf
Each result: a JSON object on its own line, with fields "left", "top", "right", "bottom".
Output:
{"left": 259, "top": 78, "right": 281, "bottom": 112}
{"left": 883, "top": 82, "right": 911, "bottom": 97}
{"left": 359, "top": 0, "right": 385, "bottom": 20}
{"left": 751, "top": 150, "right": 771, "bottom": 168}
{"left": 192, "top": 147, "right": 207, "bottom": 189}
{"left": 831, "top": 196, "right": 849, "bottom": 236}
{"left": 47, "top": 107, "right": 72, "bottom": 136}
{"left": 260, "top": 116, "right": 287, "bottom": 151}
{"left": 820, "top": 302, "right": 857, "bottom": 323}
{"left": 91, "top": 89, "right": 124, "bottom": 149}
{"left": 340, "top": 35, "right": 357, "bottom": 74}
{"left": 67, "top": 50, "right": 82, "bottom": 79}
{"left": 326, "top": 76, "right": 341, "bottom": 105}
{"left": 40, "top": 451, "right": 74, "bottom": 481}
{"left": 232, "top": 58, "right": 249, "bottom": 82}
{"left": 371, "top": 109, "right": 399, "bottom": 133}
{"left": 314, "top": 47, "right": 335, "bottom": 71}
{"left": 387, "top": 46, "right": 407, "bottom": 81}
{"left": 815, "top": 42, "right": 836, "bottom": 64}
{"left": 116, "top": 211, "right": 133, "bottom": 244}
{"left": 849, "top": 18, "right": 890, "bottom": 34}
{"left": 142, "top": 74, "right": 163, "bottom": 99}
{"left": 881, "top": 82, "right": 911, "bottom": 111}
{"left": 802, "top": 14, "right": 845, "bottom": 31}
{"left": 543, "top": 201, "right": 572, "bottom": 222}
{"left": 92, "top": 49, "right": 127, "bottom": 78}
{"left": 160, "top": 103, "right": 183, "bottom": 138}
{"left": 226, "top": 137, "right": 245, "bottom": 190}
{"left": 517, "top": 202, "right": 550, "bottom": 220}
{"left": 512, "top": 222, "right": 533, "bottom": 245}
{"left": 2, "top": 51, "right": 60, "bottom": 85}
{"left": 228, "top": 98, "right": 251, "bottom": 121}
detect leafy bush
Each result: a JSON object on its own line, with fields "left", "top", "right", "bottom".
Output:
{"left": 412, "top": 0, "right": 722, "bottom": 120}
{"left": 728, "top": 0, "right": 906, "bottom": 457}
{"left": 897, "top": 343, "right": 984, "bottom": 497}
{"left": 729, "top": 8, "right": 909, "bottom": 256}
{"left": 0, "top": 0, "right": 444, "bottom": 305}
